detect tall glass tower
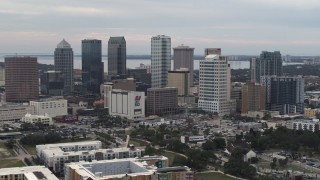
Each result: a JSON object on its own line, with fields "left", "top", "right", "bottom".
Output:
{"left": 108, "top": 36, "right": 126, "bottom": 76}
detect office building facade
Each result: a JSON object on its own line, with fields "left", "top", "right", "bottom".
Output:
{"left": 82, "top": 39, "right": 103, "bottom": 93}
{"left": 108, "top": 36, "right": 126, "bottom": 76}
{"left": 168, "top": 68, "right": 190, "bottom": 96}
{"left": 43, "top": 71, "right": 64, "bottom": 96}
{"left": 198, "top": 55, "right": 232, "bottom": 116}
{"left": 54, "top": 39, "right": 73, "bottom": 94}
{"left": 5, "top": 56, "right": 38, "bottom": 102}
{"left": 151, "top": 35, "right": 171, "bottom": 88}
{"left": 173, "top": 45, "right": 194, "bottom": 86}
{"left": 241, "top": 82, "right": 266, "bottom": 114}
{"left": 251, "top": 51, "right": 283, "bottom": 83}
{"left": 261, "top": 76, "right": 304, "bottom": 114}
{"left": 147, "top": 87, "right": 178, "bottom": 116}
{"left": 30, "top": 98, "right": 67, "bottom": 118}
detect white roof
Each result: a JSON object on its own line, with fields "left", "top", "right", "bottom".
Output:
{"left": 0, "top": 166, "right": 58, "bottom": 180}
{"left": 205, "top": 54, "right": 220, "bottom": 59}
{"left": 57, "top": 39, "right": 71, "bottom": 48}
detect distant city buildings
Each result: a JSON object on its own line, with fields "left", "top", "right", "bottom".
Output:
{"left": 173, "top": 45, "right": 194, "bottom": 86}
{"left": 108, "top": 36, "right": 126, "bottom": 76}
{"left": 251, "top": 51, "right": 283, "bottom": 83}
{"left": 151, "top": 35, "right": 171, "bottom": 88}
{"left": 43, "top": 71, "right": 64, "bottom": 96}
{"left": 204, "top": 48, "right": 221, "bottom": 56}
{"left": 147, "top": 87, "right": 178, "bottom": 116}
{"left": 168, "top": 68, "right": 190, "bottom": 96}
{"left": 54, "top": 39, "right": 74, "bottom": 94}
{"left": 127, "top": 68, "right": 151, "bottom": 85}
{"left": 82, "top": 39, "right": 103, "bottom": 93}
{"left": 241, "top": 82, "right": 266, "bottom": 114}
{"left": 5, "top": 56, "right": 38, "bottom": 102}
{"left": 261, "top": 76, "right": 304, "bottom": 114}
{"left": 198, "top": 54, "right": 233, "bottom": 115}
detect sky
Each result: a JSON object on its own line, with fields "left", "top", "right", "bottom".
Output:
{"left": 0, "top": 0, "right": 320, "bottom": 55}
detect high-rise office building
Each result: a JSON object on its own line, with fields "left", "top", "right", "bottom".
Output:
{"left": 147, "top": 87, "right": 178, "bottom": 116}
{"left": 151, "top": 35, "right": 171, "bottom": 88}
{"left": 82, "top": 39, "right": 103, "bottom": 93}
{"left": 251, "top": 51, "right": 282, "bottom": 83}
{"left": 168, "top": 68, "right": 190, "bottom": 96}
{"left": 5, "top": 56, "right": 38, "bottom": 102}
{"left": 204, "top": 48, "right": 221, "bottom": 56}
{"left": 261, "top": 76, "right": 304, "bottom": 114}
{"left": 108, "top": 37, "right": 126, "bottom": 76}
{"left": 198, "top": 54, "right": 232, "bottom": 115}
{"left": 54, "top": 39, "right": 73, "bottom": 94}
{"left": 43, "top": 71, "right": 64, "bottom": 96}
{"left": 173, "top": 45, "right": 194, "bottom": 86}
{"left": 241, "top": 82, "right": 265, "bottom": 114}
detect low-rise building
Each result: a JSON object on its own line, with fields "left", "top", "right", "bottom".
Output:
{"left": 0, "top": 103, "right": 35, "bottom": 126}
{"left": 243, "top": 150, "right": 257, "bottom": 162}
{"left": 181, "top": 135, "right": 205, "bottom": 144}
{"left": 304, "top": 108, "right": 320, "bottom": 118}
{"left": 139, "top": 118, "right": 176, "bottom": 127}
{"left": 0, "top": 166, "right": 58, "bottom": 180}
{"left": 21, "top": 113, "right": 53, "bottom": 125}
{"left": 30, "top": 98, "right": 67, "bottom": 118}
{"left": 290, "top": 119, "right": 320, "bottom": 132}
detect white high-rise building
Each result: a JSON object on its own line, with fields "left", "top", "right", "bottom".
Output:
{"left": 151, "top": 35, "right": 171, "bottom": 88}
{"left": 198, "top": 54, "right": 232, "bottom": 116}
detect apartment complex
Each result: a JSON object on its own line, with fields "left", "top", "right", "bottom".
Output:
{"left": 241, "top": 82, "right": 266, "bottom": 114}
{"left": 147, "top": 87, "right": 178, "bottom": 116}
{"left": 173, "top": 45, "right": 194, "bottom": 86}
{"left": 5, "top": 56, "right": 38, "bottom": 102}
{"left": 198, "top": 54, "right": 233, "bottom": 115}
{"left": 0, "top": 166, "right": 58, "bottom": 180}
{"left": 168, "top": 68, "right": 190, "bottom": 96}
{"left": 30, "top": 98, "right": 67, "bottom": 118}
{"left": 151, "top": 35, "right": 171, "bottom": 88}
{"left": 54, "top": 39, "right": 74, "bottom": 94}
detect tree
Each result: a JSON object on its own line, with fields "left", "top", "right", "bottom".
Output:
{"left": 213, "top": 138, "right": 226, "bottom": 149}
{"left": 144, "top": 145, "right": 156, "bottom": 156}
{"left": 263, "top": 112, "right": 271, "bottom": 120}
{"left": 202, "top": 140, "right": 216, "bottom": 151}
{"left": 249, "top": 157, "right": 259, "bottom": 164}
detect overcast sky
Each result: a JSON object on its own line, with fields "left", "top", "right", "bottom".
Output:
{"left": 1, "top": 0, "right": 320, "bottom": 55}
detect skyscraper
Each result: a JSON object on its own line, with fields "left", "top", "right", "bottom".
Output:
{"left": 261, "top": 76, "right": 304, "bottom": 114}
{"left": 108, "top": 37, "right": 126, "bottom": 76}
{"left": 54, "top": 39, "right": 73, "bottom": 94}
{"left": 151, "top": 35, "right": 171, "bottom": 88}
{"left": 251, "top": 51, "right": 283, "bottom": 83}
{"left": 173, "top": 45, "right": 194, "bottom": 86}
{"left": 198, "top": 54, "right": 232, "bottom": 115}
{"left": 82, "top": 39, "right": 103, "bottom": 93}
{"left": 168, "top": 68, "right": 190, "bottom": 96}
{"left": 5, "top": 56, "right": 38, "bottom": 102}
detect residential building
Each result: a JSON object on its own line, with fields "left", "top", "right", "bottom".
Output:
{"left": 147, "top": 87, "right": 178, "bottom": 116}
{"left": 54, "top": 39, "right": 73, "bottom": 94}
{"left": 5, "top": 56, "right": 38, "bottom": 102}
{"left": 21, "top": 113, "right": 53, "bottom": 125}
{"left": 304, "top": 108, "right": 320, "bottom": 117}
{"left": 204, "top": 48, "right": 221, "bottom": 56}
{"left": 108, "top": 36, "right": 126, "bottom": 76}
{"left": 109, "top": 89, "right": 145, "bottom": 119}
{"left": 243, "top": 150, "right": 257, "bottom": 162}
{"left": 30, "top": 98, "right": 67, "bottom": 118}
{"left": 290, "top": 119, "right": 320, "bottom": 132}
{"left": 82, "top": 39, "right": 103, "bottom": 93}
{"left": 64, "top": 159, "right": 194, "bottom": 180}
{"left": 261, "top": 76, "right": 304, "bottom": 114}
{"left": 198, "top": 54, "right": 233, "bottom": 116}
{"left": 173, "top": 45, "right": 194, "bottom": 86}
{"left": 251, "top": 51, "right": 282, "bottom": 83}
{"left": 151, "top": 35, "right": 171, "bottom": 88}
{"left": 43, "top": 71, "right": 64, "bottom": 96}
{"left": 168, "top": 68, "right": 190, "bottom": 96}
{"left": 0, "top": 166, "right": 58, "bottom": 180}
{"left": 0, "top": 103, "right": 35, "bottom": 126}
{"left": 241, "top": 82, "right": 266, "bottom": 114}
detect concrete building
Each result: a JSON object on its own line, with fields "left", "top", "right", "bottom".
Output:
{"left": 180, "top": 135, "right": 205, "bottom": 144}
{"left": 173, "top": 45, "right": 194, "bottom": 86}
{"left": 168, "top": 68, "right": 190, "bottom": 96}
{"left": 54, "top": 39, "right": 74, "bottom": 94}
{"left": 251, "top": 51, "right": 283, "bottom": 83}
{"left": 261, "top": 76, "right": 304, "bottom": 114}
{"left": 147, "top": 87, "right": 178, "bottom": 116}
{"left": 151, "top": 35, "right": 171, "bottom": 88}
{"left": 289, "top": 119, "right": 320, "bottom": 132}
{"left": 30, "top": 98, "right": 67, "bottom": 118}
{"left": 0, "top": 166, "right": 58, "bottom": 180}
{"left": 0, "top": 66, "right": 5, "bottom": 86}
{"left": 0, "top": 103, "right": 35, "bottom": 126}
{"left": 5, "top": 56, "right": 38, "bottom": 102}
{"left": 64, "top": 159, "right": 194, "bottom": 180}
{"left": 82, "top": 39, "right": 103, "bottom": 93}
{"left": 198, "top": 54, "right": 233, "bottom": 116}
{"left": 204, "top": 48, "right": 221, "bottom": 56}
{"left": 43, "top": 71, "right": 64, "bottom": 96}
{"left": 241, "top": 82, "right": 266, "bottom": 114}
{"left": 109, "top": 90, "right": 145, "bottom": 119}
{"left": 108, "top": 36, "right": 126, "bottom": 76}
{"left": 304, "top": 108, "right": 320, "bottom": 118}
{"left": 21, "top": 113, "right": 53, "bottom": 125}
{"left": 100, "top": 83, "right": 113, "bottom": 108}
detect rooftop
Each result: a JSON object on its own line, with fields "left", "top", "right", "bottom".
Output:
{"left": 0, "top": 166, "right": 58, "bottom": 180}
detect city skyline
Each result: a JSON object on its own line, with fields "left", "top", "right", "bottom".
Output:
{"left": 1, "top": 0, "right": 320, "bottom": 55}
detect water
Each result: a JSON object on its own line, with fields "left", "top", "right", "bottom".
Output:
{"left": 0, "top": 55, "right": 251, "bottom": 71}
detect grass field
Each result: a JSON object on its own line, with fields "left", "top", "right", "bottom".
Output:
{"left": 0, "top": 159, "right": 25, "bottom": 168}
{"left": 22, "top": 145, "right": 36, "bottom": 155}
{"left": 0, "top": 141, "right": 15, "bottom": 157}
{"left": 160, "top": 151, "right": 187, "bottom": 166}
{"left": 196, "top": 172, "right": 241, "bottom": 180}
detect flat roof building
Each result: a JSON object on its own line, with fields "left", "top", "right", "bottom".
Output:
{"left": 0, "top": 166, "right": 58, "bottom": 180}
